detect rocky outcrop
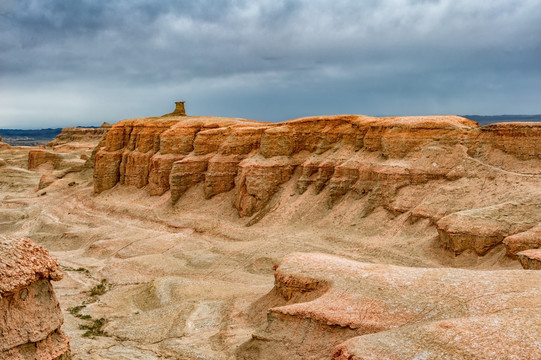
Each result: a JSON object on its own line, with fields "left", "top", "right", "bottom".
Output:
{"left": 436, "top": 200, "right": 541, "bottom": 255}
{"left": 517, "top": 249, "right": 541, "bottom": 269}
{"left": 92, "top": 113, "right": 541, "bottom": 259}
{"left": 28, "top": 149, "right": 86, "bottom": 190}
{"left": 47, "top": 123, "right": 111, "bottom": 147}
{"left": 503, "top": 226, "right": 541, "bottom": 256}
{"left": 25, "top": 123, "right": 110, "bottom": 190}
{"left": 28, "top": 149, "right": 57, "bottom": 170}
{"left": 93, "top": 115, "right": 477, "bottom": 212}
{"left": 238, "top": 253, "right": 541, "bottom": 359}
{"left": 162, "top": 101, "right": 186, "bottom": 117}
{"left": 0, "top": 235, "right": 70, "bottom": 360}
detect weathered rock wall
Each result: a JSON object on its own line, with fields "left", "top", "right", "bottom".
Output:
{"left": 92, "top": 114, "right": 541, "bottom": 258}
{"left": 93, "top": 115, "right": 477, "bottom": 211}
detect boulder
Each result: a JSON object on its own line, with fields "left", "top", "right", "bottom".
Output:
{"left": 0, "top": 235, "right": 70, "bottom": 360}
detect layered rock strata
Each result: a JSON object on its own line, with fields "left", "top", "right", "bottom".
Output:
{"left": 25, "top": 123, "right": 110, "bottom": 190}
{"left": 28, "top": 149, "right": 57, "bottom": 170}
{"left": 0, "top": 235, "right": 70, "bottom": 360}
{"left": 47, "top": 123, "right": 111, "bottom": 147}
{"left": 94, "top": 115, "right": 475, "bottom": 208}
{"left": 93, "top": 114, "right": 541, "bottom": 258}
{"left": 238, "top": 253, "right": 541, "bottom": 359}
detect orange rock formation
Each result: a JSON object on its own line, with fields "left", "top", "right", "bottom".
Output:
{"left": 0, "top": 235, "right": 70, "bottom": 360}
{"left": 92, "top": 114, "right": 541, "bottom": 259}
{"left": 517, "top": 248, "right": 541, "bottom": 269}
{"left": 25, "top": 123, "right": 110, "bottom": 191}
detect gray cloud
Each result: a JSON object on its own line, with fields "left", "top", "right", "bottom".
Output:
{"left": 1, "top": 0, "right": 540, "bottom": 128}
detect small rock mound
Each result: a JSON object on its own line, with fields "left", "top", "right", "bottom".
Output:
{"left": 0, "top": 235, "right": 71, "bottom": 360}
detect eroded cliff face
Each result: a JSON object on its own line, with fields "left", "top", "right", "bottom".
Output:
{"left": 93, "top": 115, "right": 475, "bottom": 211}
{"left": 0, "top": 235, "right": 70, "bottom": 360}
{"left": 93, "top": 115, "right": 541, "bottom": 259}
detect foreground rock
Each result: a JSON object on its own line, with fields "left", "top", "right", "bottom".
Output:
{"left": 239, "top": 253, "right": 541, "bottom": 359}
{"left": 0, "top": 235, "right": 70, "bottom": 360}
{"left": 333, "top": 309, "right": 541, "bottom": 360}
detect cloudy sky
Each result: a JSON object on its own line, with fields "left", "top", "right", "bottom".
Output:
{"left": 1, "top": 0, "right": 540, "bottom": 128}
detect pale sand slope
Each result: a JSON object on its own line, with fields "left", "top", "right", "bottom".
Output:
{"left": 0, "top": 143, "right": 526, "bottom": 359}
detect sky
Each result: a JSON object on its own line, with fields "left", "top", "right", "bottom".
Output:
{"left": 1, "top": 0, "right": 540, "bottom": 129}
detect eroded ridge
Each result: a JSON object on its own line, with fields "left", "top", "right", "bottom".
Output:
{"left": 0, "top": 235, "right": 71, "bottom": 360}
{"left": 94, "top": 115, "right": 476, "bottom": 214}
{"left": 239, "top": 252, "right": 541, "bottom": 359}
{"left": 92, "top": 115, "right": 541, "bottom": 258}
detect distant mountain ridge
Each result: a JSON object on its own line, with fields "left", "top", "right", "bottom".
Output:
{"left": 0, "top": 128, "right": 63, "bottom": 146}
{"left": 461, "top": 114, "right": 541, "bottom": 125}
{"left": 0, "top": 127, "right": 99, "bottom": 146}
{"left": 0, "top": 128, "right": 63, "bottom": 138}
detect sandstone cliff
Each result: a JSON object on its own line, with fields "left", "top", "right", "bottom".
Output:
{"left": 93, "top": 114, "right": 476, "bottom": 212}
{"left": 92, "top": 114, "right": 541, "bottom": 259}
{"left": 0, "top": 235, "right": 70, "bottom": 360}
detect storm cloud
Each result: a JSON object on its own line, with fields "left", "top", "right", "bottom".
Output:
{"left": 1, "top": 0, "right": 540, "bottom": 128}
